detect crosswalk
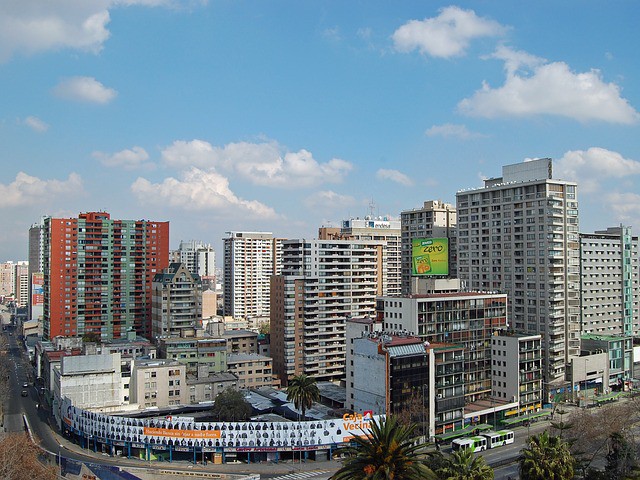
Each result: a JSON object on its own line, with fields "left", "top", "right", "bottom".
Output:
{"left": 271, "top": 470, "right": 332, "bottom": 480}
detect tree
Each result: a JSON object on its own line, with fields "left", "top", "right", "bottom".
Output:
{"left": 438, "top": 448, "right": 494, "bottom": 480}
{"left": 519, "top": 430, "right": 574, "bottom": 480}
{"left": 286, "top": 374, "right": 320, "bottom": 421}
{"left": 394, "top": 389, "right": 427, "bottom": 438}
{"left": 605, "top": 431, "right": 640, "bottom": 479}
{"left": 0, "top": 433, "right": 57, "bottom": 480}
{"left": 210, "top": 388, "right": 252, "bottom": 421}
{"left": 331, "top": 416, "right": 436, "bottom": 480}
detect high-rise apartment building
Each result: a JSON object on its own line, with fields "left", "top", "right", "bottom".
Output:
{"left": 175, "top": 240, "right": 216, "bottom": 278}
{"left": 400, "top": 200, "right": 457, "bottom": 294}
{"left": 42, "top": 212, "right": 169, "bottom": 340}
{"left": 270, "top": 238, "right": 385, "bottom": 384}
{"left": 0, "top": 261, "right": 28, "bottom": 306}
{"left": 320, "top": 216, "right": 402, "bottom": 296}
{"left": 29, "top": 219, "right": 46, "bottom": 319}
{"left": 223, "top": 232, "right": 284, "bottom": 320}
{"left": 456, "top": 158, "right": 580, "bottom": 384}
{"left": 580, "top": 226, "right": 639, "bottom": 336}
{"left": 152, "top": 262, "right": 203, "bottom": 339}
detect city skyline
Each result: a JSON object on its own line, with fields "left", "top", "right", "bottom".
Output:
{"left": 2, "top": 1, "right": 640, "bottom": 263}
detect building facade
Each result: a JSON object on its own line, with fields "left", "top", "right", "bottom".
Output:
{"left": 130, "top": 358, "right": 188, "bottom": 408}
{"left": 400, "top": 200, "right": 457, "bottom": 295}
{"left": 580, "top": 226, "right": 639, "bottom": 336}
{"left": 42, "top": 212, "right": 169, "bottom": 340}
{"left": 456, "top": 158, "right": 580, "bottom": 385}
{"left": 152, "top": 262, "right": 203, "bottom": 338}
{"left": 377, "top": 286, "right": 508, "bottom": 405}
{"left": 491, "top": 332, "right": 543, "bottom": 417}
{"left": 271, "top": 238, "right": 385, "bottom": 384}
{"left": 175, "top": 240, "right": 216, "bottom": 279}
{"left": 223, "top": 232, "right": 284, "bottom": 321}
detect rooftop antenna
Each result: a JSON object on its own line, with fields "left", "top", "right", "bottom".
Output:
{"left": 368, "top": 199, "right": 376, "bottom": 217}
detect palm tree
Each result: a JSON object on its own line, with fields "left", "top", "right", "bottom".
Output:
{"left": 519, "top": 430, "right": 574, "bottom": 480}
{"left": 286, "top": 374, "right": 320, "bottom": 420}
{"left": 438, "top": 448, "right": 494, "bottom": 479}
{"left": 332, "top": 416, "right": 436, "bottom": 480}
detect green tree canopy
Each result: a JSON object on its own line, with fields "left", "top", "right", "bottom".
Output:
{"left": 210, "top": 388, "right": 252, "bottom": 422}
{"left": 286, "top": 374, "right": 320, "bottom": 420}
{"left": 519, "top": 430, "right": 574, "bottom": 480}
{"left": 437, "top": 448, "right": 494, "bottom": 480}
{"left": 332, "top": 416, "right": 436, "bottom": 480}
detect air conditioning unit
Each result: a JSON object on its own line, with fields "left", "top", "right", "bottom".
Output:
{"left": 436, "top": 394, "right": 443, "bottom": 399}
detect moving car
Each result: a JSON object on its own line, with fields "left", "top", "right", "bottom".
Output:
{"left": 21, "top": 390, "right": 28, "bottom": 397}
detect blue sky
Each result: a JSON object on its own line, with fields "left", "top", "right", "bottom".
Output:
{"left": 1, "top": 1, "right": 640, "bottom": 263}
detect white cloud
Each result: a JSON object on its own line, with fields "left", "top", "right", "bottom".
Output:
{"left": 21, "top": 115, "right": 49, "bottom": 132}
{"left": 53, "top": 76, "right": 117, "bottom": 104}
{"left": 93, "top": 146, "right": 153, "bottom": 170}
{"left": 605, "top": 192, "right": 640, "bottom": 226}
{"left": 161, "top": 139, "right": 353, "bottom": 188}
{"left": 131, "top": 167, "right": 278, "bottom": 219}
{"left": 459, "top": 46, "right": 640, "bottom": 124}
{"left": 554, "top": 147, "right": 640, "bottom": 193}
{"left": 376, "top": 168, "right": 414, "bottom": 186}
{"left": 0, "top": 172, "right": 83, "bottom": 208}
{"left": 0, "top": 0, "right": 198, "bottom": 63}
{"left": 304, "top": 190, "right": 356, "bottom": 211}
{"left": 425, "top": 123, "right": 485, "bottom": 139}
{"left": 392, "top": 6, "right": 506, "bottom": 58}
{"left": 322, "top": 27, "right": 341, "bottom": 42}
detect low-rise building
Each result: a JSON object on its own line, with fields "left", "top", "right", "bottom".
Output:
{"left": 130, "top": 358, "right": 188, "bottom": 408}
{"left": 223, "top": 329, "right": 259, "bottom": 354}
{"left": 186, "top": 372, "right": 239, "bottom": 404}
{"left": 227, "top": 353, "right": 280, "bottom": 389}
{"left": 157, "top": 336, "right": 227, "bottom": 376}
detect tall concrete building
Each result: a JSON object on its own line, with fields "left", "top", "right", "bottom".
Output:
{"left": 456, "top": 158, "right": 580, "bottom": 385}
{"left": 29, "top": 218, "right": 46, "bottom": 318}
{"left": 271, "top": 238, "right": 385, "bottom": 384}
{"left": 0, "top": 261, "right": 28, "bottom": 306}
{"left": 320, "top": 215, "right": 402, "bottom": 296}
{"left": 151, "top": 262, "right": 203, "bottom": 339}
{"left": 42, "top": 212, "right": 169, "bottom": 340}
{"left": 175, "top": 240, "right": 216, "bottom": 278}
{"left": 223, "top": 232, "right": 284, "bottom": 321}
{"left": 580, "top": 226, "right": 639, "bottom": 336}
{"left": 400, "top": 200, "right": 457, "bottom": 295}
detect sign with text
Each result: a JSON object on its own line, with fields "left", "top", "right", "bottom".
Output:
{"left": 411, "top": 238, "right": 449, "bottom": 276}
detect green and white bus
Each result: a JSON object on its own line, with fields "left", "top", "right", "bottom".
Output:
{"left": 482, "top": 430, "right": 515, "bottom": 448}
{"left": 451, "top": 435, "right": 488, "bottom": 452}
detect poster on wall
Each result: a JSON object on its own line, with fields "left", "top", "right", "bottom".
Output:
{"left": 60, "top": 397, "right": 380, "bottom": 451}
{"left": 411, "top": 238, "right": 449, "bottom": 276}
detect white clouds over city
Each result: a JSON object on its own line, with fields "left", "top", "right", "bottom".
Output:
{"left": 304, "top": 190, "right": 357, "bottom": 212}
{"left": 425, "top": 123, "right": 485, "bottom": 139}
{"left": 53, "top": 76, "right": 117, "bottom": 104}
{"left": 161, "top": 139, "right": 353, "bottom": 188}
{"left": 459, "top": 46, "right": 640, "bottom": 124}
{"left": 0, "top": 172, "right": 83, "bottom": 208}
{"left": 131, "top": 167, "right": 278, "bottom": 219}
{"left": 392, "top": 6, "right": 506, "bottom": 58}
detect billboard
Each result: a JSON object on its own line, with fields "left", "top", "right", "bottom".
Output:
{"left": 411, "top": 238, "right": 449, "bottom": 276}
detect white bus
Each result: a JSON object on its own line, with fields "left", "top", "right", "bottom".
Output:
{"left": 482, "top": 430, "right": 515, "bottom": 449}
{"left": 451, "top": 436, "right": 487, "bottom": 452}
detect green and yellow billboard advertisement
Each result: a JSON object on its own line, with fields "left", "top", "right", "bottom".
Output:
{"left": 411, "top": 238, "right": 449, "bottom": 276}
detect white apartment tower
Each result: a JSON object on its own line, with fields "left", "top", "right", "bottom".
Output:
{"left": 580, "top": 226, "right": 639, "bottom": 337}
{"left": 223, "top": 232, "right": 283, "bottom": 320}
{"left": 177, "top": 240, "right": 216, "bottom": 278}
{"left": 400, "top": 200, "right": 457, "bottom": 295}
{"left": 340, "top": 216, "right": 402, "bottom": 296}
{"left": 270, "top": 238, "right": 385, "bottom": 384}
{"left": 456, "top": 158, "right": 580, "bottom": 384}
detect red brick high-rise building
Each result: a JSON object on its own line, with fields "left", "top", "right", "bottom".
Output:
{"left": 43, "top": 212, "right": 169, "bottom": 340}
